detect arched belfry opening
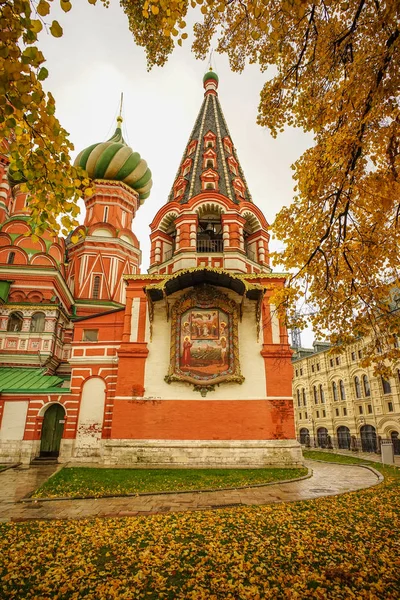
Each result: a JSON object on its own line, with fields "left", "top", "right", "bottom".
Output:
{"left": 196, "top": 204, "right": 223, "bottom": 253}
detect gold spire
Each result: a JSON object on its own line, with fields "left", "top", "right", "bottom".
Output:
{"left": 117, "top": 92, "right": 124, "bottom": 126}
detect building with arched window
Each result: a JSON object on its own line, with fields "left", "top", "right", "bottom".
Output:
{"left": 292, "top": 340, "right": 400, "bottom": 454}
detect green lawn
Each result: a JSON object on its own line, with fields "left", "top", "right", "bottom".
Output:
{"left": 302, "top": 449, "right": 378, "bottom": 465}
{"left": 1, "top": 460, "right": 399, "bottom": 598}
{"left": 32, "top": 466, "right": 308, "bottom": 499}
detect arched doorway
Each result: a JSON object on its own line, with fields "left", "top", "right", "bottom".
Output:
{"left": 360, "top": 424, "right": 377, "bottom": 453}
{"left": 317, "top": 427, "right": 328, "bottom": 448}
{"left": 40, "top": 404, "right": 65, "bottom": 457}
{"left": 337, "top": 426, "right": 351, "bottom": 450}
{"left": 299, "top": 428, "right": 310, "bottom": 445}
{"left": 390, "top": 431, "right": 400, "bottom": 455}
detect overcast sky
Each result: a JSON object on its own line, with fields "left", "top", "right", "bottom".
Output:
{"left": 38, "top": 2, "right": 314, "bottom": 346}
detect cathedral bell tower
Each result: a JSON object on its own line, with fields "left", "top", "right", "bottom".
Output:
{"left": 149, "top": 69, "right": 270, "bottom": 275}
{"left": 107, "top": 71, "right": 301, "bottom": 468}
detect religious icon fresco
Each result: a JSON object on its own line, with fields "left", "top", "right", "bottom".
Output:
{"left": 165, "top": 285, "right": 244, "bottom": 389}
{"left": 180, "top": 308, "right": 229, "bottom": 376}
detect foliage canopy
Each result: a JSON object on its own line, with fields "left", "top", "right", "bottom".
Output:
{"left": 126, "top": 0, "right": 400, "bottom": 371}
{"left": 1, "top": 0, "right": 400, "bottom": 369}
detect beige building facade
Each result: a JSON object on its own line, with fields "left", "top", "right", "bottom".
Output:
{"left": 292, "top": 341, "right": 400, "bottom": 454}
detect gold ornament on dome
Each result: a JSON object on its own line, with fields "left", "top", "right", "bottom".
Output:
{"left": 165, "top": 285, "right": 244, "bottom": 392}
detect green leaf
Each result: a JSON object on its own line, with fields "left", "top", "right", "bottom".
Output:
{"left": 38, "top": 67, "right": 49, "bottom": 81}
{"left": 50, "top": 20, "right": 63, "bottom": 38}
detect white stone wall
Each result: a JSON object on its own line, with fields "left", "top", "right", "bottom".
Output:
{"left": 74, "top": 377, "right": 106, "bottom": 457}
{"left": 0, "top": 401, "right": 28, "bottom": 441}
{"left": 103, "top": 439, "right": 303, "bottom": 467}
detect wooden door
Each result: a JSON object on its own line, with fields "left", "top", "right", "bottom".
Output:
{"left": 40, "top": 404, "right": 65, "bottom": 457}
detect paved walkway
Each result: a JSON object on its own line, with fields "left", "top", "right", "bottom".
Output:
{"left": 0, "top": 461, "right": 381, "bottom": 523}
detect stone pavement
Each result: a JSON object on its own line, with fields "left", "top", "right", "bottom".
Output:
{"left": 0, "top": 460, "right": 382, "bottom": 523}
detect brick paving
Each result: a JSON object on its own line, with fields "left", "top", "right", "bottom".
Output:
{"left": 0, "top": 460, "right": 382, "bottom": 523}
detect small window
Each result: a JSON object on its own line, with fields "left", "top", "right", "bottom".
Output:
{"left": 367, "top": 404, "right": 372, "bottom": 414}
{"left": 332, "top": 381, "right": 338, "bottom": 401}
{"left": 302, "top": 389, "right": 306, "bottom": 406}
{"left": 335, "top": 408, "right": 339, "bottom": 416}
{"left": 7, "top": 311, "right": 23, "bottom": 332}
{"left": 382, "top": 377, "right": 392, "bottom": 395}
{"left": 330, "top": 358, "right": 333, "bottom": 367}
{"left": 7, "top": 251, "right": 15, "bottom": 265}
{"left": 297, "top": 389, "right": 301, "bottom": 407}
{"left": 359, "top": 405, "right": 363, "bottom": 415}
{"left": 104, "top": 206, "right": 109, "bottom": 222}
{"left": 30, "top": 312, "right": 45, "bottom": 333}
{"left": 343, "top": 407, "right": 347, "bottom": 416}
{"left": 316, "top": 410, "right": 320, "bottom": 418}
{"left": 322, "top": 410, "right": 326, "bottom": 418}
{"left": 388, "top": 402, "right": 394, "bottom": 412}
{"left": 336, "top": 357, "right": 340, "bottom": 365}
{"left": 313, "top": 385, "right": 318, "bottom": 404}
{"left": 339, "top": 380, "right": 346, "bottom": 400}
{"left": 206, "top": 160, "right": 213, "bottom": 168}
{"left": 317, "top": 363, "right": 320, "bottom": 371}
{"left": 300, "top": 368, "right": 303, "bottom": 376}
{"left": 312, "top": 365, "right": 315, "bottom": 373}
{"left": 121, "top": 211, "right": 127, "bottom": 228}
{"left": 92, "top": 275, "right": 101, "bottom": 299}
{"left": 354, "top": 376, "right": 362, "bottom": 399}
{"left": 205, "top": 182, "right": 214, "bottom": 190}
{"left": 295, "top": 369, "right": 298, "bottom": 377}
{"left": 305, "top": 411, "right": 308, "bottom": 419}
{"left": 299, "top": 412, "right": 302, "bottom": 420}
{"left": 207, "top": 141, "right": 213, "bottom": 148}
{"left": 351, "top": 351, "right": 356, "bottom": 361}
{"left": 319, "top": 384, "right": 325, "bottom": 403}
{"left": 358, "top": 349, "right": 362, "bottom": 358}
{"left": 83, "top": 329, "right": 98, "bottom": 342}
{"left": 363, "top": 375, "right": 371, "bottom": 397}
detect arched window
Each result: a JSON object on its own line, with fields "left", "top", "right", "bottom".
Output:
{"left": 30, "top": 312, "right": 45, "bottom": 333}
{"left": 337, "top": 426, "right": 351, "bottom": 450}
{"left": 297, "top": 389, "right": 301, "bottom": 407}
{"left": 7, "top": 311, "right": 23, "bottom": 332}
{"left": 317, "top": 427, "right": 328, "bottom": 448}
{"left": 332, "top": 381, "right": 338, "bottom": 401}
{"left": 382, "top": 377, "right": 391, "bottom": 395}
{"left": 313, "top": 385, "right": 318, "bottom": 404}
{"left": 354, "top": 376, "right": 362, "bottom": 398}
{"left": 302, "top": 388, "right": 307, "bottom": 406}
{"left": 299, "top": 428, "right": 310, "bottom": 445}
{"left": 92, "top": 275, "right": 101, "bottom": 299}
{"left": 319, "top": 384, "right": 325, "bottom": 403}
{"left": 360, "top": 424, "right": 377, "bottom": 452}
{"left": 206, "top": 159, "right": 214, "bottom": 168}
{"left": 339, "top": 380, "right": 346, "bottom": 400}
{"left": 7, "top": 251, "right": 15, "bottom": 265}
{"left": 362, "top": 374, "right": 371, "bottom": 397}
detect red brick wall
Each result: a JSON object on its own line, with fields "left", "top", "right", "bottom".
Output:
{"left": 111, "top": 399, "right": 295, "bottom": 440}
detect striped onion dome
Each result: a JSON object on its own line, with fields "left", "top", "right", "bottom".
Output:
{"left": 74, "top": 117, "right": 152, "bottom": 202}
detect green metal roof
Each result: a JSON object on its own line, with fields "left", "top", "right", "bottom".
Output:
{"left": 0, "top": 368, "right": 68, "bottom": 394}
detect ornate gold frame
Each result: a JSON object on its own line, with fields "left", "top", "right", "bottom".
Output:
{"left": 165, "top": 285, "right": 244, "bottom": 390}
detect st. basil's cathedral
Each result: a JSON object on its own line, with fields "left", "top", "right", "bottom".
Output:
{"left": 0, "top": 71, "right": 301, "bottom": 466}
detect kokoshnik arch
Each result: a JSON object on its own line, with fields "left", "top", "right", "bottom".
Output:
{"left": 0, "top": 70, "right": 301, "bottom": 466}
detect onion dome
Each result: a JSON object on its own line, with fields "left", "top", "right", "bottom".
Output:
{"left": 203, "top": 68, "right": 219, "bottom": 85}
{"left": 74, "top": 116, "right": 152, "bottom": 203}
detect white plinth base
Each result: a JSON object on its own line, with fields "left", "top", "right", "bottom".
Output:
{"left": 102, "top": 439, "right": 303, "bottom": 467}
